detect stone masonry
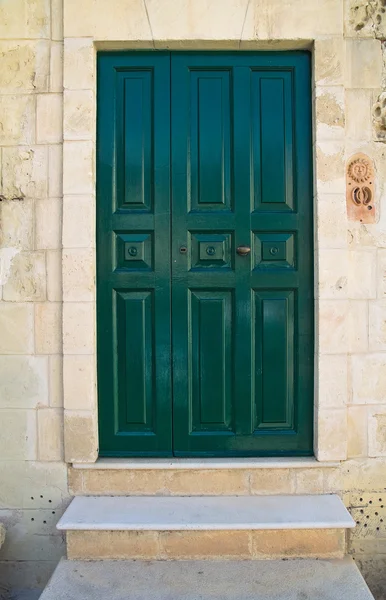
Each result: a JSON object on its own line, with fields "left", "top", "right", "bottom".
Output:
{"left": 0, "top": 0, "right": 386, "bottom": 597}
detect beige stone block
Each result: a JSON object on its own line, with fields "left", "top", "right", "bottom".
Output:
{"left": 316, "top": 141, "right": 345, "bottom": 195}
{"left": 348, "top": 406, "right": 368, "bottom": 458}
{"left": 316, "top": 194, "right": 347, "bottom": 250}
{"left": 63, "top": 249, "right": 95, "bottom": 301}
{"left": 36, "top": 94, "right": 63, "bottom": 144}
{"left": 348, "top": 249, "right": 377, "bottom": 299}
{"left": 22, "top": 460, "right": 68, "bottom": 508}
{"left": 63, "top": 355, "right": 96, "bottom": 410}
{"left": 0, "top": 198, "right": 33, "bottom": 250}
{"left": 348, "top": 300, "right": 368, "bottom": 353}
{"left": 318, "top": 300, "right": 348, "bottom": 354}
{"left": 317, "top": 354, "right": 347, "bottom": 408}
{"left": 0, "top": 409, "right": 37, "bottom": 460}
{"left": 64, "top": 0, "right": 152, "bottom": 39}
{"left": 67, "top": 530, "right": 159, "bottom": 560}
{"left": 315, "top": 409, "right": 347, "bottom": 461}
{"left": 318, "top": 249, "right": 348, "bottom": 299}
{"left": 0, "top": 302, "right": 33, "bottom": 354}
{"left": 64, "top": 410, "right": 98, "bottom": 462}
{"left": 294, "top": 469, "right": 324, "bottom": 494}
{"left": 369, "top": 300, "right": 386, "bottom": 351}
{"left": 368, "top": 406, "right": 386, "bottom": 457}
{"left": 35, "top": 198, "right": 62, "bottom": 250}
{"left": 168, "top": 470, "right": 250, "bottom": 495}
{"left": 315, "top": 87, "right": 345, "bottom": 141}
{"left": 46, "top": 250, "right": 62, "bottom": 301}
{"left": 377, "top": 250, "right": 386, "bottom": 299}
{"left": 345, "top": 89, "right": 373, "bottom": 141}
{"left": 0, "top": 40, "right": 50, "bottom": 94}
{"left": 1, "top": 146, "right": 48, "bottom": 200}
{"left": 0, "top": 356, "right": 48, "bottom": 409}
{"left": 249, "top": 469, "right": 295, "bottom": 495}
{"left": 160, "top": 530, "right": 251, "bottom": 559}
{"left": 63, "top": 196, "right": 95, "bottom": 248}
{"left": 49, "top": 354, "right": 63, "bottom": 407}
{"left": 48, "top": 144, "right": 63, "bottom": 198}
{"left": 0, "top": 462, "right": 24, "bottom": 508}
{"left": 0, "top": 523, "right": 5, "bottom": 549}
{"left": 64, "top": 90, "right": 94, "bottom": 141}
{"left": 68, "top": 466, "right": 83, "bottom": 494}
{"left": 346, "top": 39, "right": 383, "bottom": 89}
{"left": 63, "top": 303, "right": 94, "bottom": 354}
{"left": 0, "top": 0, "right": 50, "bottom": 39}
{"left": 352, "top": 353, "right": 386, "bottom": 404}
{"left": 37, "top": 408, "right": 63, "bottom": 461}
{"left": 314, "top": 37, "right": 344, "bottom": 86}
{"left": 63, "top": 141, "right": 94, "bottom": 195}
{"left": 50, "top": 42, "right": 63, "bottom": 92}
{"left": 64, "top": 38, "right": 94, "bottom": 90}
{"left": 251, "top": 529, "right": 345, "bottom": 559}
{"left": 2, "top": 251, "right": 46, "bottom": 302}
{"left": 0, "top": 95, "right": 35, "bottom": 145}
{"left": 51, "top": 0, "right": 63, "bottom": 40}
{"left": 80, "top": 469, "right": 169, "bottom": 495}
{"left": 35, "top": 302, "right": 62, "bottom": 354}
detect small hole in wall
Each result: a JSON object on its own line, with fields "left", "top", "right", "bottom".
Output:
{"left": 31, "top": 518, "right": 34, "bottom": 522}
{"left": 368, "top": 206, "right": 373, "bottom": 210}
{"left": 356, "top": 521, "right": 360, "bottom": 524}
{"left": 377, "top": 527, "right": 380, "bottom": 531}
{"left": 31, "top": 497, "right": 34, "bottom": 500}
{"left": 381, "top": 519, "right": 384, "bottom": 523}
{"left": 367, "top": 515, "right": 370, "bottom": 519}
{"left": 360, "top": 498, "right": 363, "bottom": 501}
{"left": 376, "top": 512, "right": 379, "bottom": 516}
{"left": 43, "top": 521, "right": 47, "bottom": 524}
{"left": 40, "top": 495, "right": 43, "bottom": 499}
{"left": 379, "top": 498, "right": 383, "bottom": 502}
{"left": 370, "top": 501, "right": 373, "bottom": 504}
{"left": 364, "top": 524, "right": 368, "bottom": 528}
{"left": 360, "top": 509, "right": 364, "bottom": 514}
{"left": 49, "top": 500, "right": 52, "bottom": 503}
{"left": 52, "top": 511, "right": 55, "bottom": 515}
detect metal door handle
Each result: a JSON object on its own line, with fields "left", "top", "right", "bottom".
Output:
{"left": 236, "top": 245, "right": 251, "bottom": 256}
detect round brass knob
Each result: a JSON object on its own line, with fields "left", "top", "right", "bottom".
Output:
{"left": 236, "top": 245, "right": 251, "bottom": 256}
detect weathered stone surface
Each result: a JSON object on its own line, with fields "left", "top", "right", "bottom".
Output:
{"left": 1, "top": 146, "right": 48, "bottom": 200}
{"left": 0, "top": 198, "right": 34, "bottom": 250}
{"left": 35, "top": 302, "right": 62, "bottom": 354}
{"left": 0, "top": 95, "right": 35, "bottom": 145}
{"left": 46, "top": 250, "right": 62, "bottom": 301}
{"left": 64, "top": 411, "right": 98, "bottom": 462}
{"left": 49, "top": 354, "right": 63, "bottom": 408}
{"left": 0, "top": 523, "right": 5, "bottom": 549}
{"left": 63, "top": 196, "right": 95, "bottom": 248}
{"left": 38, "top": 408, "right": 64, "bottom": 461}
{"left": 63, "top": 303, "right": 94, "bottom": 354}
{"left": 318, "top": 300, "right": 348, "bottom": 354}
{"left": 314, "top": 37, "right": 344, "bottom": 86}
{"left": 0, "top": 409, "right": 37, "bottom": 461}
{"left": 348, "top": 300, "right": 369, "bottom": 353}
{"left": 48, "top": 144, "right": 63, "bottom": 197}
{"left": 317, "top": 354, "right": 348, "bottom": 408}
{"left": 36, "top": 93, "right": 63, "bottom": 144}
{"left": 2, "top": 251, "right": 46, "bottom": 301}
{"left": 67, "top": 530, "right": 159, "bottom": 560}
{"left": 64, "top": 38, "right": 94, "bottom": 90}
{"left": 346, "top": 39, "right": 383, "bottom": 89}
{"left": 63, "top": 355, "right": 96, "bottom": 411}
{"left": 64, "top": 90, "right": 94, "bottom": 140}
{"left": 345, "top": 89, "right": 373, "bottom": 141}
{"left": 0, "top": 355, "right": 49, "bottom": 408}
{"left": 316, "top": 87, "right": 345, "bottom": 141}
{"left": 315, "top": 409, "right": 348, "bottom": 461}
{"left": 368, "top": 407, "right": 386, "bottom": 457}
{"left": 316, "top": 194, "right": 347, "bottom": 250}
{"left": 316, "top": 142, "right": 345, "bottom": 194}
{"left": 251, "top": 529, "right": 345, "bottom": 559}
{"left": 318, "top": 249, "right": 348, "bottom": 299}
{"left": 50, "top": 41, "right": 63, "bottom": 92}
{"left": 348, "top": 406, "right": 369, "bottom": 458}
{"left": 0, "top": 302, "right": 34, "bottom": 354}
{"left": 352, "top": 353, "right": 386, "bottom": 404}
{"left": 0, "top": 0, "right": 50, "bottom": 39}
{"left": 369, "top": 300, "right": 386, "bottom": 351}
{"left": 62, "top": 249, "right": 95, "bottom": 301}
{"left": 0, "top": 40, "right": 50, "bottom": 93}
{"left": 63, "top": 141, "right": 93, "bottom": 195}
{"left": 349, "top": 249, "right": 377, "bottom": 299}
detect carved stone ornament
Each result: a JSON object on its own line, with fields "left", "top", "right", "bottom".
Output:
{"left": 346, "top": 153, "right": 376, "bottom": 223}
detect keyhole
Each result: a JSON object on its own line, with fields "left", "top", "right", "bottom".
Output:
{"left": 128, "top": 247, "right": 138, "bottom": 257}
{"left": 270, "top": 247, "right": 279, "bottom": 256}
{"left": 206, "top": 246, "right": 216, "bottom": 256}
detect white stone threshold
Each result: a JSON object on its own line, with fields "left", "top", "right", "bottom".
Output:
{"left": 72, "top": 457, "right": 340, "bottom": 470}
{"left": 57, "top": 494, "right": 355, "bottom": 531}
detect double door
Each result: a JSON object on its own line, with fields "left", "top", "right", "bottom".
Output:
{"left": 97, "top": 52, "right": 313, "bottom": 457}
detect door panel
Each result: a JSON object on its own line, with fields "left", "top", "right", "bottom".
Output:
{"left": 97, "top": 53, "right": 172, "bottom": 456}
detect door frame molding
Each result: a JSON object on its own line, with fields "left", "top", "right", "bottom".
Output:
{"left": 61, "top": 39, "right": 349, "bottom": 464}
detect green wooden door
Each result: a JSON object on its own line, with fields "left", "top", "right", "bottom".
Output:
{"left": 97, "top": 51, "right": 313, "bottom": 457}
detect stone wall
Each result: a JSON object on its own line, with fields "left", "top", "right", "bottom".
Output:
{"left": 0, "top": 0, "right": 386, "bottom": 596}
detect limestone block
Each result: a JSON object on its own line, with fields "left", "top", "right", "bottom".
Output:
{"left": 51, "top": 0, "right": 63, "bottom": 40}
{"left": 368, "top": 406, "right": 386, "bottom": 457}
{"left": 316, "top": 141, "right": 345, "bottom": 195}
{"left": 294, "top": 469, "right": 324, "bottom": 494}
{"left": 22, "top": 460, "right": 68, "bottom": 508}
{"left": 63, "top": 141, "right": 94, "bottom": 195}
{"left": 377, "top": 250, "right": 386, "bottom": 298}
{"left": 64, "top": 90, "right": 94, "bottom": 141}
{"left": 251, "top": 529, "right": 345, "bottom": 559}
{"left": 314, "top": 37, "right": 344, "bottom": 86}
{"left": 315, "top": 408, "right": 348, "bottom": 461}
{"left": 2, "top": 251, "right": 46, "bottom": 302}
{"left": 316, "top": 194, "right": 347, "bottom": 250}
{"left": 64, "top": 410, "right": 98, "bottom": 462}
{"left": 38, "top": 408, "right": 64, "bottom": 461}
{"left": 318, "top": 249, "right": 348, "bottom": 299}
{"left": 0, "top": 198, "right": 34, "bottom": 250}
{"left": 67, "top": 530, "right": 159, "bottom": 560}
{"left": 50, "top": 42, "right": 63, "bottom": 92}
{"left": 345, "top": 39, "right": 383, "bottom": 89}
{"left": 249, "top": 469, "right": 295, "bottom": 495}
{"left": 160, "top": 530, "right": 251, "bottom": 560}
{"left": 35, "top": 302, "right": 62, "bottom": 354}
{"left": 348, "top": 300, "right": 369, "bottom": 353}
{"left": 373, "top": 91, "right": 386, "bottom": 142}
{"left": 0, "top": 355, "right": 49, "bottom": 409}
{"left": 0, "top": 523, "right": 5, "bottom": 549}
{"left": 0, "top": 95, "right": 35, "bottom": 145}
{"left": 63, "top": 249, "right": 95, "bottom": 301}
{"left": 0, "top": 302, "right": 33, "bottom": 354}
{"left": 64, "top": 38, "right": 94, "bottom": 91}
{"left": 0, "top": 40, "right": 50, "bottom": 94}
{"left": 168, "top": 470, "right": 250, "bottom": 496}
{"left": 46, "top": 250, "right": 62, "bottom": 301}
{"left": 36, "top": 94, "right": 63, "bottom": 144}
{"left": 345, "top": 89, "right": 373, "bottom": 141}
{"left": 369, "top": 300, "right": 386, "bottom": 350}
{"left": 0, "top": 0, "right": 50, "bottom": 39}
{"left": 49, "top": 355, "right": 63, "bottom": 408}
{"left": 63, "top": 355, "right": 96, "bottom": 410}
{"left": 317, "top": 354, "right": 348, "bottom": 408}
{"left": 64, "top": 0, "right": 152, "bottom": 40}
{"left": 318, "top": 300, "right": 348, "bottom": 354}
{"left": 315, "top": 87, "right": 345, "bottom": 141}
{"left": 0, "top": 409, "right": 37, "bottom": 460}
{"left": 352, "top": 353, "right": 386, "bottom": 404}
{"left": 63, "top": 303, "right": 95, "bottom": 354}
{"left": 63, "top": 196, "right": 95, "bottom": 248}
{"left": 1, "top": 146, "right": 47, "bottom": 201}
{"left": 345, "top": 0, "right": 386, "bottom": 39}
{"left": 348, "top": 406, "right": 368, "bottom": 458}
{"left": 348, "top": 249, "right": 377, "bottom": 299}
{"left": 77, "top": 469, "right": 169, "bottom": 495}
{"left": 35, "top": 198, "right": 62, "bottom": 250}
{"left": 48, "top": 145, "right": 63, "bottom": 197}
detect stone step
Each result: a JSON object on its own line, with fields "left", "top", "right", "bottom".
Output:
{"left": 58, "top": 494, "right": 354, "bottom": 560}
{"left": 39, "top": 558, "right": 375, "bottom": 600}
